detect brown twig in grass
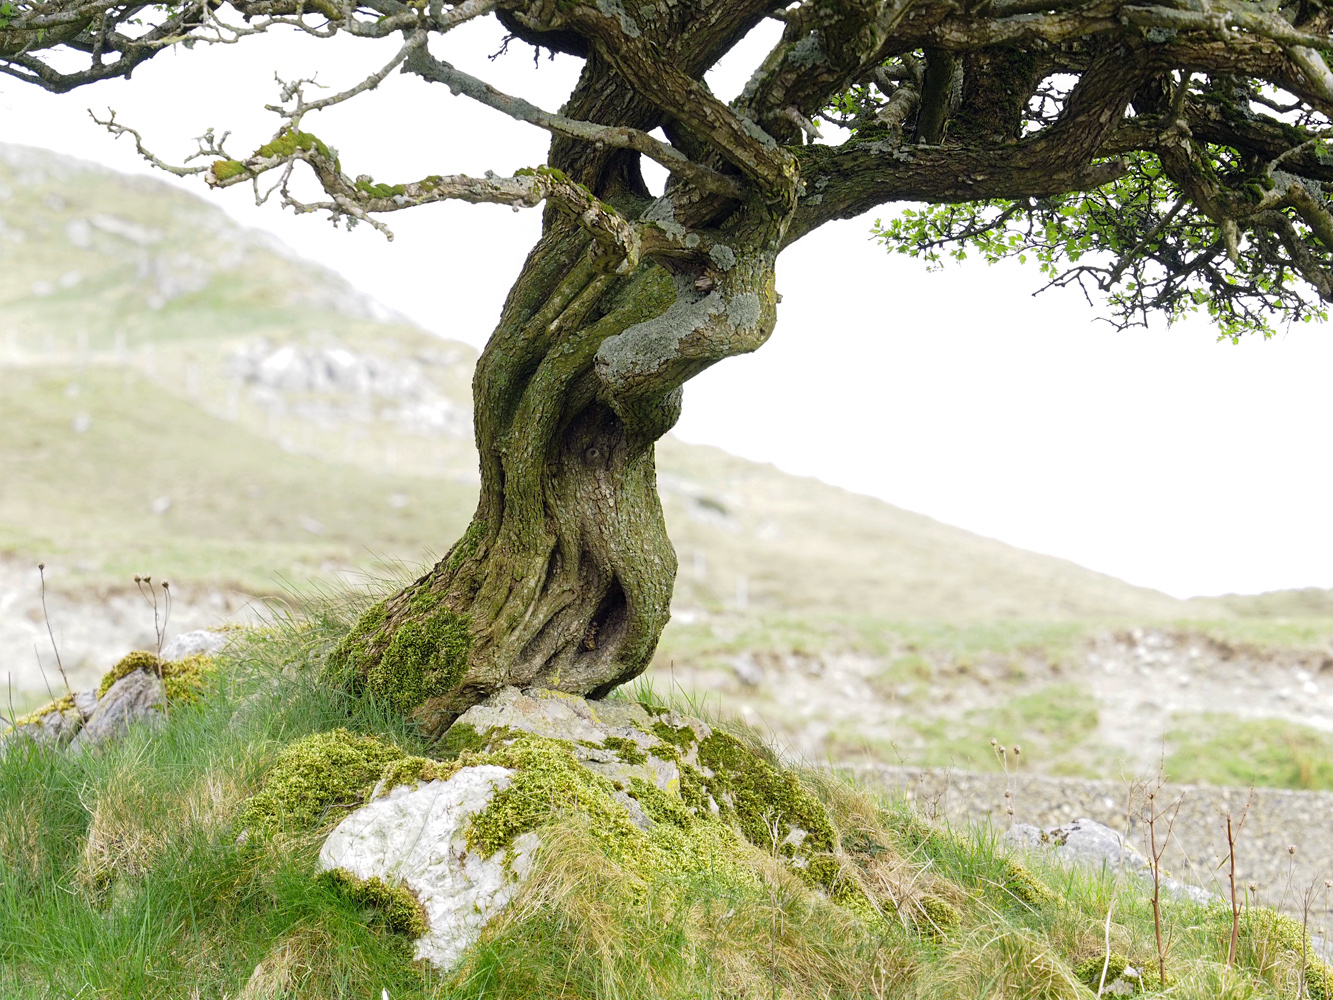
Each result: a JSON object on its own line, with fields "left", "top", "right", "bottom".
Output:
{"left": 1144, "top": 777, "right": 1186, "bottom": 987}
{"left": 1223, "top": 788, "right": 1255, "bottom": 968}
{"left": 37, "top": 563, "right": 73, "bottom": 697}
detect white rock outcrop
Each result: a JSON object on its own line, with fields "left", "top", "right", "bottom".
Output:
{"left": 318, "top": 765, "right": 539, "bottom": 970}
{"left": 1006, "top": 817, "right": 1214, "bottom": 905}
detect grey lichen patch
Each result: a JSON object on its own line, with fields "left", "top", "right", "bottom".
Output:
{"left": 238, "top": 728, "right": 407, "bottom": 834}
{"left": 595, "top": 274, "right": 723, "bottom": 389}
{"left": 785, "top": 30, "right": 826, "bottom": 69}
{"left": 684, "top": 233, "right": 701, "bottom": 249}
{"left": 595, "top": 0, "right": 641, "bottom": 37}
{"left": 642, "top": 196, "right": 686, "bottom": 241}
{"left": 726, "top": 292, "right": 762, "bottom": 330}
{"left": 708, "top": 243, "right": 736, "bottom": 271}
{"left": 740, "top": 116, "right": 779, "bottom": 150}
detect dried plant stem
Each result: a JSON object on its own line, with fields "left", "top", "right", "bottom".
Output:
{"left": 1225, "top": 789, "right": 1254, "bottom": 969}
{"left": 1145, "top": 781, "right": 1185, "bottom": 987}
{"left": 38, "top": 563, "right": 73, "bottom": 696}
{"left": 1096, "top": 896, "right": 1117, "bottom": 997}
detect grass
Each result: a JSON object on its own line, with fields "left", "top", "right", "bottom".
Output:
{"left": 0, "top": 366, "right": 474, "bottom": 594}
{"left": 3, "top": 588, "right": 1332, "bottom": 998}
{"left": 1166, "top": 714, "right": 1333, "bottom": 791}
{"left": 846, "top": 683, "right": 1105, "bottom": 776}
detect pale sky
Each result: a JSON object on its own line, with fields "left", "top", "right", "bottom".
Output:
{"left": 2, "top": 17, "right": 1331, "bottom": 600}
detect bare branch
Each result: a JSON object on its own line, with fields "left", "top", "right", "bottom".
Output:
{"left": 403, "top": 46, "right": 746, "bottom": 200}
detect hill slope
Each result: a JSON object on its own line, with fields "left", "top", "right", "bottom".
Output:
{"left": 0, "top": 143, "right": 1196, "bottom": 614}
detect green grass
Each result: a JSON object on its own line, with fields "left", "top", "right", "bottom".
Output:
{"left": 4, "top": 590, "right": 1331, "bottom": 998}
{"left": 0, "top": 366, "right": 474, "bottom": 594}
{"left": 1166, "top": 713, "right": 1333, "bottom": 791}
{"left": 860, "top": 683, "right": 1104, "bottom": 776}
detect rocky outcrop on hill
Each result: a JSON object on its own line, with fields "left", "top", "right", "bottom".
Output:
{"left": 252, "top": 687, "right": 852, "bottom": 970}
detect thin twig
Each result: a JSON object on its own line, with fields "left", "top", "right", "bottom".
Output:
{"left": 38, "top": 563, "right": 73, "bottom": 696}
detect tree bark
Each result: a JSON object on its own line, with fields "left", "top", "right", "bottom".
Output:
{"left": 333, "top": 201, "right": 780, "bottom": 737}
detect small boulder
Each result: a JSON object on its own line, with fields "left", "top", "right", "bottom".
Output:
{"left": 319, "top": 765, "right": 539, "bottom": 970}
{"left": 1006, "top": 818, "right": 1213, "bottom": 905}
{"left": 161, "top": 629, "right": 230, "bottom": 662}
{"left": 73, "top": 689, "right": 99, "bottom": 721}
{"left": 68, "top": 670, "right": 164, "bottom": 756}
{"left": 0, "top": 704, "right": 82, "bottom": 755}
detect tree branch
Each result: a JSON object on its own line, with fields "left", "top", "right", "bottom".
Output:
{"left": 402, "top": 45, "right": 745, "bottom": 200}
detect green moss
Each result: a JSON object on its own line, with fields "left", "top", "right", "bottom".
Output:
{"left": 694, "top": 731, "right": 837, "bottom": 865}
{"left": 649, "top": 721, "right": 696, "bottom": 751}
{"left": 917, "top": 894, "right": 962, "bottom": 933}
{"left": 438, "top": 722, "right": 490, "bottom": 760}
{"left": 12, "top": 692, "right": 75, "bottom": 727}
{"left": 463, "top": 732, "right": 642, "bottom": 859}
{"left": 444, "top": 730, "right": 757, "bottom": 895}
{"left": 1002, "top": 860, "right": 1058, "bottom": 907}
{"left": 366, "top": 603, "right": 471, "bottom": 715}
{"left": 320, "top": 868, "right": 429, "bottom": 938}
{"left": 255, "top": 129, "right": 334, "bottom": 162}
{"left": 238, "top": 728, "right": 406, "bottom": 834}
{"left": 354, "top": 178, "right": 407, "bottom": 199}
{"left": 375, "top": 754, "right": 449, "bottom": 794}
{"left": 161, "top": 653, "right": 216, "bottom": 705}
{"left": 331, "top": 593, "right": 472, "bottom": 716}
{"left": 1223, "top": 906, "right": 1333, "bottom": 999}
{"left": 94, "top": 650, "right": 216, "bottom": 705}
{"left": 1075, "top": 953, "right": 1137, "bottom": 992}
{"left": 98, "top": 650, "right": 160, "bottom": 697}
{"left": 602, "top": 735, "right": 647, "bottom": 765}
{"left": 210, "top": 159, "right": 247, "bottom": 181}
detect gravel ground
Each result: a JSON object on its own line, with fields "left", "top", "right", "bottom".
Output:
{"left": 851, "top": 764, "right": 1333, "bottom": 937}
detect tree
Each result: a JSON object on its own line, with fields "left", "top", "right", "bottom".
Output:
{"left": 7, "top": 0, "right": 1333, "bottom": 735}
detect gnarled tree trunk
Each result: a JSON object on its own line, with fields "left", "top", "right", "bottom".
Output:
{"left": 335, "top": 200, "right": 782, "bottom": 738}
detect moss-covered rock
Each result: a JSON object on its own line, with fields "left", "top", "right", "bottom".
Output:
{"left": 1217, "top": 905, "right": 1333, "bottom": 999}
{"left": 238, "top": 729, "right": 408, "bottom": 834}
{"left": 96, "top": 650, "right": 216, "bottom": 705}
{"left": 11, "top": 692, "right": 77, "bottom": 728}
{"left": 1074, "top": 952, "right": 1141, "bottom": 993}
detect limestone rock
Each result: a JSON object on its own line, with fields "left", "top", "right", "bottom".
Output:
{"left": 1006, "top": 818, "right": 1214, "bottom": 905}
{"left": 73, "top": 689, "right": 98, "bottom": 721}
{"left": 160, "top": 629, "right": 229, "bottom": 662}
{"left": 0, "top": 705, "right": 82, "bottom": 755}
{"left": 305, "top": 687, "right": 829, "bottom": 971}
{"left": 453, "top": 686, "right": 704, "bottom": 827}
{"left": 68, "top": 670, "right": 164, "bottom": 755}
{"left": 319, "top": 765, "right": 538, "bottom": 970}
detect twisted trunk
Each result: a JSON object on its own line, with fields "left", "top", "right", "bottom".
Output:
{"left": 334, "top": 213, "right": 779, "bottom": 737}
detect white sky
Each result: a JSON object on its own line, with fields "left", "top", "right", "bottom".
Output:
{"left": 2, "top": 17, "right": 1331, "bottom": 600}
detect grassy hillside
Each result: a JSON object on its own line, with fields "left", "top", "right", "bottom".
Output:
{"left": 3, "top": 610, "right": 1329, "bottom": 999}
